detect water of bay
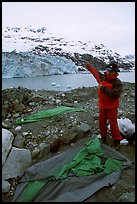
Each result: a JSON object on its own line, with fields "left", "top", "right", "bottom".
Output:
{"left": 2, "top": 72, "right": 135, "bottom": 92}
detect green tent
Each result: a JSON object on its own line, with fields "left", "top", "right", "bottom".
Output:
{"left": 12, "top": 137, "right": 132, "bottom": 202}
{"left": 16, "top": 106, "right": 86, "bottom": 124}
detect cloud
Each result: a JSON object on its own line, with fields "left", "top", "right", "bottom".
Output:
{"left": 2, "top": 2, "right": 135, "bottom": 56}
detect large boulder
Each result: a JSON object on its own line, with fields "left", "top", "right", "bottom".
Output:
{"left": 2, "top": 128, "right": 14, "bottom": 166}
{"left": 2, "top": 147, "right": 32, "bottom": 181}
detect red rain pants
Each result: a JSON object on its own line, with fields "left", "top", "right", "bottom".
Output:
{"left": 99, "top": 108, "right": 123, "bottom": 140}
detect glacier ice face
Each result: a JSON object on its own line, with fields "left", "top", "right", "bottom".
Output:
{"left": 2, "top": 51, "right": 78, "bottom": 79}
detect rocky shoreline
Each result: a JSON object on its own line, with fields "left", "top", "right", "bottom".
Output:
{"left": 2, "top": 82, "right": 135, "bottom": 202}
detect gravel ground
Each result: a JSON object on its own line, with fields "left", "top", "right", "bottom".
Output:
{"left": 2, "top": 82, "right": 135, "bottom": 202}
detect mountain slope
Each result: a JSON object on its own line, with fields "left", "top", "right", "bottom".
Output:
{"left": 2, "top": 26, "right": 135, "bottom": 79}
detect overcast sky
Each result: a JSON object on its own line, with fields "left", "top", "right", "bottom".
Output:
{"left": 2, "top": 2, "right": 135, "bottom": 56}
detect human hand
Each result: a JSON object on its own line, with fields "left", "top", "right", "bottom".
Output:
{"left": 98, "top": 84, "right": 102, "bottom": 89}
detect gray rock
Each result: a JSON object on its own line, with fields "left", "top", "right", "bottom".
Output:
{"left": 12, "top": 100, "right": 25, "bottom": 112}
{"left": 15, "top": 126, "right": 22, "bottom": 132}
{"left": 79, "top": 122, "right": 91, "bottom": 132}
{"left": 118, "top": 191, "right": 135, "bottom": 202}
{"left": 2, "top": 128, "right": 14, "bottom": 166}
{"left": 31, "top": 148, "right": 41, "bottom": 158}
{"left": 13, "top": 134, "right": 25, "bottom": 148}
{"left": 2, "top": 181, "right": 11, "bottom": 193}
{"left": 2, "top": 147, "right": 32, "bottom": 181}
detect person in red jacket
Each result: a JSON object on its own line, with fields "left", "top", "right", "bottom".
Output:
{"left": 86, "top": 62, "right": 123, "bottom": 148}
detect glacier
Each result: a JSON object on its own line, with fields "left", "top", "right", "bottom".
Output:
{"left": 2, "top": 51, "right": 78, "bottom": 79}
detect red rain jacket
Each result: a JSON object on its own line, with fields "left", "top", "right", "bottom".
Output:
{"left": 86, "top": 63, "right": 123, "bottom": 109}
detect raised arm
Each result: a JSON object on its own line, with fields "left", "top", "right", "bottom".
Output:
{"left": 86, "top": 63, "right": 101, "bottom": 84}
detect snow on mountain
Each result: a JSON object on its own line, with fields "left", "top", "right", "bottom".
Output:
{"left": 2, "top": 25, "right": 112, "bottom": 57}
{"left": 2, "top": 25, "right": 135, "bottom": 79}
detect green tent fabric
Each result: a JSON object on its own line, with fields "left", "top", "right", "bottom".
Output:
{"left": 12, "top": 137, "right": 132, "bottom": 202}
{"left": 15, "top": 181, "right": 47, "bottom": 202}
{"left": 16, "top": 106, "right": 86, "bottom": 124}
{"left": 56, "top": 137, "right": 123, "bottom": 179}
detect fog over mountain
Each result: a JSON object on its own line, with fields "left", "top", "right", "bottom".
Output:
{"left": 2, "top": 26, "right": 135, "bottom": 79}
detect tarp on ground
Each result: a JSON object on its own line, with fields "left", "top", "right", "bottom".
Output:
{"left": 12, "top": 137, "right": 132, "bottom": 202}
{"left": 16, "top": 106, "right": 86, "bottom": 124}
